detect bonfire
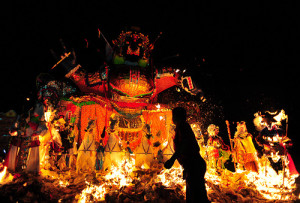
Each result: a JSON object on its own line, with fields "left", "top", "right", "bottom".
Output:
{"left": 0, "top": 29, "right": 299, "bottom": 202}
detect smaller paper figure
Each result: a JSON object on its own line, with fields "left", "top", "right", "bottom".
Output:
{"left": 103, "top": 116, "right": 124, "bottom": 170}
{"left": 206, "top": 124, "right": 230, "bottom": 173}
{"left": 124, "top": 141, "right": 133, "bottom": 162}
{"left": 40, "top": 108, "right": 63, "bottom": 169}
{"left": 95, "top": 140, "right": 105, "bottom": 171}
{"left": 161, "top": 124, "right": 180, "bottom": 167}
{"left": 76, "top": 119, "right": 97, "bottom": 173}
{"left": 135, "top": 133, "right": 154, "bottom": 169}
{"left": 25, "top": 108, "right": 48, "bottom": 174}
{"left": 233, "top": 121, "right": 259, "bottom": 172}
{"left": 255, "top": 110, "right": 298, "bottom": 176}
{"left": 5, "top": 116, "right": 26, "bottom": 172}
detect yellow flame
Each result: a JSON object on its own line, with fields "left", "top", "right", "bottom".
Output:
{"left": 59, "top": 180, "right": 70, "bottom": 187}
{"left": 204, "top": 154, "right": 298, "bottom": 201}
{"left": 105, "top": 158, "right": 135, "bottom": 187}
{"left": 157, "top": 166, "right": 186, "bottom": 193}
{"left": 78, "top": 158, "right": 136, "bottom": 202}
{"left": 0, "top": 166, "right": 13, "bottom": 185}
{"left": 0, "top": 166, "right": 7, "bottom": 183}
{"left": 79, "top": 182, "right": 107, "bottom": 202}
{"left": 245, "top": 167, "right": 297, "bottom": 200}
{"left": 273, "top": 109, "right": 287, "bottom": 123}
{"left": 162, "top": 140, "right": 168, "bottom": 149}
{"left": 44, "top": 111, "right": 53, "bottom": 122}
{"left": 78, "top": 157, "right": 187, "bottom": 202}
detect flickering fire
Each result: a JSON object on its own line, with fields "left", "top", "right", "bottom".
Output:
{"left": 245, "top": 165, "right": 297, "bottom": 201}
{"left": 79, "top": 181, "right": 107, "bottom": 202}
{"left": 78, "top": 158, "right": 137, "bottom": 202}
{"left": 157, "top": 166, "right": 185, "bottom": 189}
{"left": 0, "top": 166, "right": 7, "bottom": 183}
{"left": 0, "top": 166, "right": 13, "bottom": 185}
{"left": 204, "top": 156, "right": 299, "bottom": 202}
{"left": 44, "top": 111, "right": 53, "bottom": 123}
{"left": 59, "top": 180, "right": 70, "bottom": 187}
{"left": 105, "top": 158, "right": 135, "bottom": 187}
{"left": 161, "top": 140, "right": 168, "bottom": 149}
{"left": 77, "top": 158, "right": 186, "bottom": 202}
{"left": 273, "top": 109, "right": 287, "bottom": 123}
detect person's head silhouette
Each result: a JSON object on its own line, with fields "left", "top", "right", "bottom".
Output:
{"left": 172, "top": 107, "right": 187, "bottom": 125}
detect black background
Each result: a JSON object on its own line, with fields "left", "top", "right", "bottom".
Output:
{"left": 1, "top": 1, "right": 299, "bottom": 169}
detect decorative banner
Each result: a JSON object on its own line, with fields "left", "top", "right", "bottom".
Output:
{"left": 80, "top": 104, "right": 113, "bottom": 143}
{"left": 142, "top": 109, "right": 172, "bottom": 152}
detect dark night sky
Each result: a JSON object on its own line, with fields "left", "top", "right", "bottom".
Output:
{"left": 0, "top": 2, "right": 298, "bottom": 130}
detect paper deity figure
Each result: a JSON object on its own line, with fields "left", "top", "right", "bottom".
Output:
{"left": 233, "top": 121, "right": 259, "bottom": 172}
{"left": 206, "top": 124, "right": 230, "bottom": 173}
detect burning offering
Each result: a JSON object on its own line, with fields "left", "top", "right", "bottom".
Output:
{"left": 0, "top": 28, "right": 299, "bottom": 202}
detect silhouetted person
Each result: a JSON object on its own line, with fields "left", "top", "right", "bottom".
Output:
{"left": 164, "top": 107, "right": 210, "bottom": 203}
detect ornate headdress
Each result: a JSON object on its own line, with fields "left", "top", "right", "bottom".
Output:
{"left": 112, "top": 31, "right": 154, "bottom": 66}
{"left": 207, "top": 124, "right": 219, "bottom": 136}
{"left": 236, "top": 121, "right": 248, "bottom": 134}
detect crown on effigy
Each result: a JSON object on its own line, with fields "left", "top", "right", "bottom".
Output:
{"left": 112, "top": 31, "right": 153, "bottom": 52}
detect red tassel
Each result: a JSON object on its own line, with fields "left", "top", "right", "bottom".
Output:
{"left": 287, "top": 152, "right": 299, "bottom": 176}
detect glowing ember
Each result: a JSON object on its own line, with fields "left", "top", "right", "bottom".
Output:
{"left": 76, "top": 158, "right": 187, "bottom": 202}
{"left": 44, "top": 110, "right": 53, "bottom": 122}
{"left": 0, "top": 166, "right": 13, "bottom": 185}
{"left": 59, "top": 180, "right": 70, "bottom": 187}
{"left": 157, "top": 166, "right": 186, "bottom": 190}
{"left": 77, "top": 158, "right": 136, "bottom": 202}
{"left": 205, "top": 162, "right": 299, "bottom": 202}
{"left": 244, "top": 163, "right": 298, "bottom": 201}
{"left": 273, "top": 109, "right": 287, "bottom": 123}
{"left": 104, "top": 158, "right": 135, "bottom": 187}
{"left": 0, "top": 166, "right": 7, "bottom": 183}
{"left": 79, "top": 181, "right": 107, "bottom": 202}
